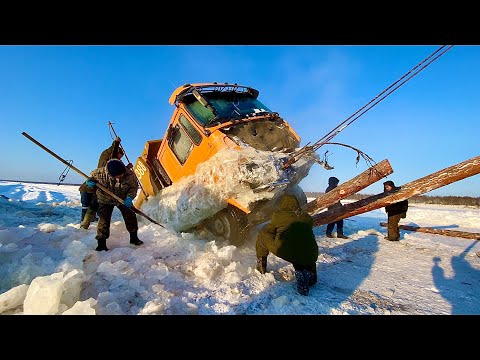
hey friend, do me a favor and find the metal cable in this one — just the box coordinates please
[312,45,454,152]
[287,45,454,166]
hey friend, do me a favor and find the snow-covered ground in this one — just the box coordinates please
[0,180,479,315]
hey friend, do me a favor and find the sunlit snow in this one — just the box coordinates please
[1,179,479,315]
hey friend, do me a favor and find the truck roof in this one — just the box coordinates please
[169,83,259,105]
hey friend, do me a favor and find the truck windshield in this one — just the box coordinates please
[185,92,272,126]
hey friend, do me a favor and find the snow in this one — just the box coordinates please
[0,180,479,315]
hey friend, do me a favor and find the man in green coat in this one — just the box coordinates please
[256,194,319,296]
[97,137,127,169]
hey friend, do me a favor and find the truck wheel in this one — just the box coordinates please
[207,206,248,246]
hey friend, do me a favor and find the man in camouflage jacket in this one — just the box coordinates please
[85,158,143,251]
[79,137,126,228]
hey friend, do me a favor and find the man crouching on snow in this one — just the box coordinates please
[255,194,319,296]
[85,158,143,251]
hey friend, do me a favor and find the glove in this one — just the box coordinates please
[124,196,134,208]
[85,179,97,188]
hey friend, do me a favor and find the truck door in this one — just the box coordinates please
[158,112,204,182]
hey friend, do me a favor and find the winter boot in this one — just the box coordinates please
[256,256,267,274]
[384,236,399,241]
[95,238,109,251]
[81,208,88,222]
[326,233,334,238]
[306,265,317,286]
[80,209,96,230]
[129,231,144,246]
[295,270,309,296]
[301,269,316,288]
[337,232,349,239]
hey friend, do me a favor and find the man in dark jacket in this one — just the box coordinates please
[255,194,319,296]
[325,177,349,239]
[383,180,408,241]
[85,158,143,251]
[80,137,129,229]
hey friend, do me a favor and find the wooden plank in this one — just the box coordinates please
[379,222,480,240]
[313,155,480,227]
[305,159,393,214]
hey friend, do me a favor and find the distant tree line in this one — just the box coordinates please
[1,179,81,186]
[305,192,480,207]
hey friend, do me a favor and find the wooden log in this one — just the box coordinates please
[379,222,480,240]
[313,155,480,227]
[305,159,393,214]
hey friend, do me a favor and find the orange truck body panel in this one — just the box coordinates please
[133,82,306,231]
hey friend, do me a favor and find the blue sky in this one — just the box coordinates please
[1,45,479,197]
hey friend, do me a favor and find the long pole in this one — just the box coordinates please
[305,159,393,214]
[107,121,149,199]
[312,155,480,227]
[379,223,480,240]
[22,132,164,228]
[285,45,455,169]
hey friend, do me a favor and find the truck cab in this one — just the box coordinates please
[134,82,311,245]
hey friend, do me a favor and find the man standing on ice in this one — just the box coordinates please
[383,180,408,241]
[85,158,143,251]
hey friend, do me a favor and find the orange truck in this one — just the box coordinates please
[133,82,314,245]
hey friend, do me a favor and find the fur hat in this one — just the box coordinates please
[106,159,126,177]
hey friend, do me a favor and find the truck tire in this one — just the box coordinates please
[207,206,249,246]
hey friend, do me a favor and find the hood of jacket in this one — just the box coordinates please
[328,177,339,186]
[278,194,301,211]
[383,180,401,192]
